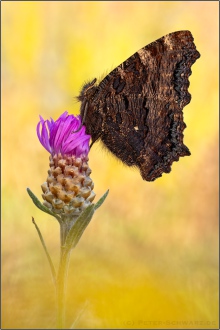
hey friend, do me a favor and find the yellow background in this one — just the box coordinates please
[2,1,218,329]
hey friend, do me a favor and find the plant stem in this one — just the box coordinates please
[56,221,71,329]
[32,217,57,286]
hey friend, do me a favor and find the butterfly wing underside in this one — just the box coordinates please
[81,30,200,181]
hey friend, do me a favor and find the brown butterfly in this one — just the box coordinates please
[77,30,200,181]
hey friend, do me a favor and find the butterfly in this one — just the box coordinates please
[77,30,200,181]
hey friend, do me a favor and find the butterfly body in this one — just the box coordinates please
[78,30,200,181]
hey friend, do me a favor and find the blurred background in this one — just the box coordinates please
[2,2,218,329]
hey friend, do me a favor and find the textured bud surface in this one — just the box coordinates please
[41,154,95,218]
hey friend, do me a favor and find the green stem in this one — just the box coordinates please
[32,217,56,286]
[56,221,71,329]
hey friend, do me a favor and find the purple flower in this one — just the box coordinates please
[37,112,91,157]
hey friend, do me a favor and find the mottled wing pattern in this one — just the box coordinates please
[80,31,200,181]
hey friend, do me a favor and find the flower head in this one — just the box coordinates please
[37,112,95,219]
[37,111,90,157]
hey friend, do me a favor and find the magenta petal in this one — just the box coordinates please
[37,118,51,153]
[36,112,91,157]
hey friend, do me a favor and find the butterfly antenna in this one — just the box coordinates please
[72,102,88,133]
[89,141,94,149]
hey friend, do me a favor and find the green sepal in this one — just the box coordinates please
[64,204,95,250]
[94,189,109,210]
[27,188,61,221]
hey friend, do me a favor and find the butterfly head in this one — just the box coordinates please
[77,78,97,102]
